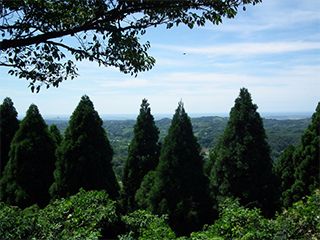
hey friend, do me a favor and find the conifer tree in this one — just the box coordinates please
[209,88,276,216]
[122,99,160,212]
[136,101,213,236]
[289,102,320,203]
[0,104,55,208]
[50,95,119,199]
[49,124,62,147]
[273,145,296,208]
[0,97,19,175]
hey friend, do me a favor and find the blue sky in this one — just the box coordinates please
[0,0,319,117]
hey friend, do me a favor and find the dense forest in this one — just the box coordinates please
[0,88,319,239]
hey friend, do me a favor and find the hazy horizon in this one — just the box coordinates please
[26,111,313,121]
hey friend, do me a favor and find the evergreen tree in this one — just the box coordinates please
[209,88,276,216]
[50,95,119,199]
[273,145,296,208]
[49,124,62,147]
[122,99,160,212]
[0,97,19,176]
[136,101,213,236]
[0,104,55,208]
[290,102,320,203]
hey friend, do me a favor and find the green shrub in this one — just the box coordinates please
[273,189,320,239]
[0,203,38,239]
[0,190,120,240]
[119,209,175,240]
[189,198,273,240]
[34,189,119,239]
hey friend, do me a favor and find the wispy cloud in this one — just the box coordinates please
[154,41,320,57]
[206,0,320,36]
[210,10,320,35]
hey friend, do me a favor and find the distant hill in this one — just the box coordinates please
[46,116,311,177]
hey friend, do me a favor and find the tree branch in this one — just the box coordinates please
[0,1,208,50]
[0,62,17,67]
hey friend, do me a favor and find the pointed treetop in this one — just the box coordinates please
[79,95,94,108]
[1,97,18,118]
[21,104,46,130]
[234,88,257,111]
[26,104,40,115]
[2,97,15,107]
[140,98,151,114]
[175,100,186,117]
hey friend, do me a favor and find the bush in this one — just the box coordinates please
[190,198,273,240]
[0,189,120,240]
[1,189,319,239]
[119,209,176,240]
[0,203,38,239]
[273,189,320,239]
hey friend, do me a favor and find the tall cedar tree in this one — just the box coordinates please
[0,97,19,175]
[50,95,119,199]
[289,102,320,204]
[122,99,160,212]
[273,145,296,208]
[136,102,213,236]
[49,124,63,147]
[209,88,276,216]
[0,104,55,208]
[274,103,320,209]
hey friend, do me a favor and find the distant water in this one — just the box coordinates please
[40,112,312,121]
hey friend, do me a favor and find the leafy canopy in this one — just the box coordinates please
[1,0,261,91]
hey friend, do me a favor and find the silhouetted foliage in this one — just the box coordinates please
[50,95,119,199]
[209,88,276,216]
[0,104,55,208]
[0,97,19,176]
[136,101,214,236]
[122,99,160,212]
[1,0,261,90]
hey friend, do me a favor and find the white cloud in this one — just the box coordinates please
[154,41,320,57]
[206,0,320,36]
